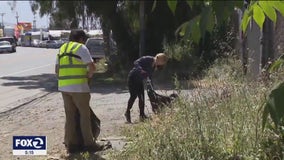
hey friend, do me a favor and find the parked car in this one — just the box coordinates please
[61,38,69,43]
[39,40,47,48]
[85,38,105,62]
[55,40,65,48]
[0,37,16,52]
[46,40,64,49]
[31,39,40,47]
[46,40,57,48]
[0,41,13,53]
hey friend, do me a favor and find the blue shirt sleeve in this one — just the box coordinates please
[134,56,155,78]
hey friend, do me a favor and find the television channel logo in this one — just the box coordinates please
[13,136,47,155]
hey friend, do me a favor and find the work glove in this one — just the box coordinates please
[146,77,151,82]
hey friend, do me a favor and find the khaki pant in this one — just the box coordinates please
[61,92,95,148]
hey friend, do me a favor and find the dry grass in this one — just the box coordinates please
[109,58,284,160]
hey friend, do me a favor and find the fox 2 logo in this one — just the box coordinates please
[13,136,46,150]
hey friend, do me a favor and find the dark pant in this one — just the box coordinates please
[126,70,145,116]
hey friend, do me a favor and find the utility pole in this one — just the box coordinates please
[0,13,5,36]
[15,12,19,25]
[0,13,5,27]
[33,14,37,31]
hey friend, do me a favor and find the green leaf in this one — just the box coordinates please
[241,10,252,32]
[176,21,190,37]
[258,1,277,23]
[271,1,284,17]
[186,0,194,9]
[151,0,157,12]
[264,82,284,128]
[200,6,215,37]
[184,20,192,39]
[268,59,284,73]
[252,3,265,29]
[191,16,201,44]
[179,16,201,43]
[167,0,177,15]
[206,9,215,33]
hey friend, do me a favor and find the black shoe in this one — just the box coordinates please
[84,141,112,152]
[83,143,104,152]
[124,111,131,123]
[139,114,149,122]
[65,144,84,154]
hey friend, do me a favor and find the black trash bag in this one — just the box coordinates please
[146,78,178,114]
[90,107,101,140]
[75,107,101,141]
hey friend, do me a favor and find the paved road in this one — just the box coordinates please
[0,47,150,159]
[0,47,187,159]
[0,47,57,113]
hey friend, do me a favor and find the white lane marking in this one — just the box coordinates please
[0,64,53,78]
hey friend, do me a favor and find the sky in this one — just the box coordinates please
[0,1,49,28]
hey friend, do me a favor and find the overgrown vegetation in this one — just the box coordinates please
[31,1,284,73]
[91,58,127,86]
[156,20,236,83]
[110,57,284,160]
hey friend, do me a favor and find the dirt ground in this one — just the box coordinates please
[0,83,159,160]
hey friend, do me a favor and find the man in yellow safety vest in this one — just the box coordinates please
[55,29,104,153]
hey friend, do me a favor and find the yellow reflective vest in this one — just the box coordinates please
[57,42,88,87]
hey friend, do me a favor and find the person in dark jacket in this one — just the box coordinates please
[125,53,168,123]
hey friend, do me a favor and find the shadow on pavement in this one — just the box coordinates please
[0,73,128,94]
[1,72,175,94]
[1,73,58,92]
